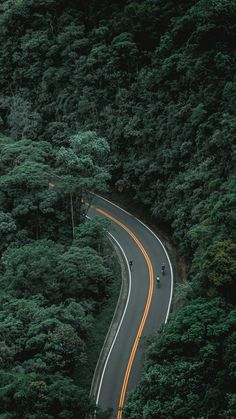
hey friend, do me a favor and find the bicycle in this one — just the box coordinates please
[161,263,165,275]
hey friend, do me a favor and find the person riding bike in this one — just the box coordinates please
[129,260,133,269]
[156,275,160,288]
[161,263,165,275]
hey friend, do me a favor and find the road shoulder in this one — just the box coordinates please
[90,236,129,402]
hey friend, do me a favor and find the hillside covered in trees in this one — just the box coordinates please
[0,0,236,418]
[0,132,117,417]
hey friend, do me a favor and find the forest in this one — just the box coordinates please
[0,0,236,418]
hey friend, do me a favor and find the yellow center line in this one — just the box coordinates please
[95,207,154,419]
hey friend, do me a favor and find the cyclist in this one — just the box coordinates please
[129,260,133,269]
[161,263,165,275]
[156,275,160,288]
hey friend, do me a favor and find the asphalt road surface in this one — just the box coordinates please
[88,195,173,419]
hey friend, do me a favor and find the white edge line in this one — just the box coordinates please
[95,232,132,406]
[134,217,173,324]
[96,195,133,217]
[95,194,174,324]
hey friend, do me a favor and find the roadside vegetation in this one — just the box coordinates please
[0,0,235,417]
[0,134,113,418]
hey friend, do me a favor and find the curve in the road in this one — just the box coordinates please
[133,216,173,324]
[99,195,174,324]
[90,196,174,418]
[95,232,132,406]
[95,207,154,418]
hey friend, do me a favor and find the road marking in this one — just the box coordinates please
[95,207,154,419]
[97,195,133,217]
[95,194,173,323]
[95,233,132,406]
[134,218,173,324]
[86,215,133,407]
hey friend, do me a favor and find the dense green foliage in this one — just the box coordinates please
[0,134,112,417]
[0,0,236,417]
[124,298,236,418]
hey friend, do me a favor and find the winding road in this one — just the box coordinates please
[88,195,173,418]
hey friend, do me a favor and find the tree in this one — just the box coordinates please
[0,211,16,252]
[0,137,58,240]
[1,238,112,306]
[124,298,236,419]
[1,240,61,300]
[56,131,110,232]
[75,217,110,254]
[0,370,95,418]
[6,95,42,140]
[0,295,93,372]
[0,0,236,416]
[57,245,112,304]
[203,240,236,299]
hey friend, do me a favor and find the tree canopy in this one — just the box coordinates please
[0,0,235,416]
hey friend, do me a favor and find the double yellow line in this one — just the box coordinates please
[95,207,154,419]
